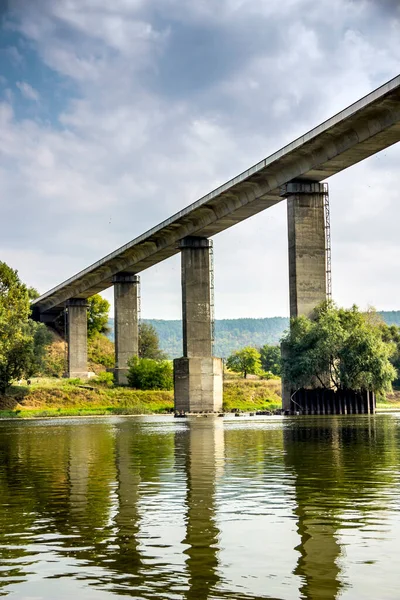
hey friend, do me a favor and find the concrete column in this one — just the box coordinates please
[174,237,223,413]
[181,236,213,357]
[113,273,139,385]
[282,181,328,319]
[67,298,88,378]
[281,181,328,411]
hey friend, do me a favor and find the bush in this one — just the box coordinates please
[95,371,114,387]
[127,357,173,391]
[259,370,279,380]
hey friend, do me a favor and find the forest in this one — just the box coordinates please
[108,312,400,358]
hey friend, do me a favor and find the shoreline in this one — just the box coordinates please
[1,377,398,420]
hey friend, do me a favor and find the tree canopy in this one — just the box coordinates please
[226,347,261,379]
[87,295,110,338]
[259,344,281,376]
[127,356,173,390]
[0,263,52,392]
[139,322,166,360]
[281,302,396,394]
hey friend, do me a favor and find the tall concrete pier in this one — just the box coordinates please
[280,182,328,410]
[282,181,328,319]
[113,273,140,385]
[174,237,223,413]
[67,298,88,378]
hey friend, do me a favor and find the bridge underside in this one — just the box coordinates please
[32,76,400,316]
[30,76,400,411]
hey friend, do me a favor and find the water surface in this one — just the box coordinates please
[0,414,399,599]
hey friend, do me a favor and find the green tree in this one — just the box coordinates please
[127,357,173,390]
[377,322,400,389]
[139,322,167,360]
[27,287,40,301]
[226,347,261,379]
[259,344,281,376]
[0,262,32,393]
[281,302,396,394]
[24,320,53,378]
[88,333,115,370]
[87,295,110,339]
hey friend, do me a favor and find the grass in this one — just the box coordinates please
[223,378,282,412]
[3,377,400,418]
[0,377,174,418]
[0,376,282,418]
[376,390,400,411]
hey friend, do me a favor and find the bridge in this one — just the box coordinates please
[32,75,400,412]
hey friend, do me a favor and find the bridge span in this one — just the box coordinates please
[32,75,400,411]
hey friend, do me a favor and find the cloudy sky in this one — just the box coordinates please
[0,0,399,319]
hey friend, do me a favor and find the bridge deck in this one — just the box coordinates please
[33,75,400,313]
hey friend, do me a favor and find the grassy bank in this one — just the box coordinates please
[0,378,174,418]
[376,391,400,411]
[223,379,281,412]
[2,378,400,418]
[0,377,281,418]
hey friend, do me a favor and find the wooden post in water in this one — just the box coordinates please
[364,391,370,414]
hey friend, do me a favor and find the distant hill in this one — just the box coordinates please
[108,311,400,359]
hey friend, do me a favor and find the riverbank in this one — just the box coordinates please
[0,377,282,418]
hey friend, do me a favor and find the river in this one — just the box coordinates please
[0,414,399,599]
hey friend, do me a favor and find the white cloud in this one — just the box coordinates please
[1,0,400,319]
[16,81,40,101]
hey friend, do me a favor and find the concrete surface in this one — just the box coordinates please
[113,273,140,385]
[67,298,88,378]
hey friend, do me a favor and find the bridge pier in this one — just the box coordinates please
[283,181,328,318]
[174,237,223,413]
[113,273,140,385]
[67,298,88,378]
[281,181,328,410]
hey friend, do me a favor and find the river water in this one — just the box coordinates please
[0,414,399,599]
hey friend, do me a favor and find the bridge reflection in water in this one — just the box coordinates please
[0,416,398,599]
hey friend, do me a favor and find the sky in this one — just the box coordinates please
[0,0,400,319]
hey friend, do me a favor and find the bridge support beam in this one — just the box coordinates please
[113,273,140,385]
[281,181,328,410]
[174,237,223,413]
[67,298,88,378]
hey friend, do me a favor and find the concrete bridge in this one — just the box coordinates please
[32,75,400,412]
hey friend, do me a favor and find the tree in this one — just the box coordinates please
[281,301,396,395]
[0,262,32,393]
[88,333,114,370]
[127,356,173,390]
[139,322,167,360]
[226,347,261,379]
[260,344,281,376]
[377,322,400,389]
[24,320,53,378]
[27,287,40,301]
[87,295,110,338]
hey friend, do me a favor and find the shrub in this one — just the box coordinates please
[259,370,278,380]
[127,357,173,391]
[95,371,114,387]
